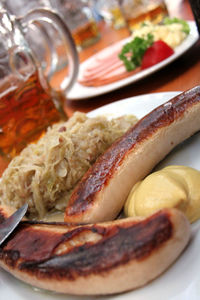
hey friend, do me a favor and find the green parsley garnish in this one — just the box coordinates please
[163,17,190,34]
[118,33,154,71]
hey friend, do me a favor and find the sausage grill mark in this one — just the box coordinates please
[0,211,172,280]
[66,87,200,218]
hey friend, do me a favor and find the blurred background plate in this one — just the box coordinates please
[67,21,198,100]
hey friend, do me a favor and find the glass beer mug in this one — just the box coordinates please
[0,8,79,161]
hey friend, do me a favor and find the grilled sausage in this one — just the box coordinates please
[0,206,190,295]
[65,86,200,223]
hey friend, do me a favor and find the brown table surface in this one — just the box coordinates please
[64,0,200,117]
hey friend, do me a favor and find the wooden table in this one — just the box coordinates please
[64,0,200,117]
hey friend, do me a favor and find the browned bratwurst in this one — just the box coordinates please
[65,86,200,224]
[0,206,190,295]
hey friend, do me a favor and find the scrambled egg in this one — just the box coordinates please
[132,22,187,48]
[124,165,200,223]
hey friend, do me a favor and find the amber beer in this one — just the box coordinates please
[0,8,78,167]
[72,20,100,49]
[0,71,67,159]
[125,2,168,31]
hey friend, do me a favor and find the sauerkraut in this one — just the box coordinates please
[0,112,137,219]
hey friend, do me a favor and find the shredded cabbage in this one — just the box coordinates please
[0,112,137,220]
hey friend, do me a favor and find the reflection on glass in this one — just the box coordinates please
[2,0,100,50]
[97,0,126,29]
[98,0,168,32]
[121,0,169,32]
[52,0,100,50]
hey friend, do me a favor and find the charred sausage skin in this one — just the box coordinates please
[0,206,190,295]
[65,86,200,223]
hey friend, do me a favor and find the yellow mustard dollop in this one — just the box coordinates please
[124,165,200,223]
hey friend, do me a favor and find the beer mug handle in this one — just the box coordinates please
[19,8,79,94]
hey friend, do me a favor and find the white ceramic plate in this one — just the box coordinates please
[67,21,199,100]
[1,91,200,300]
